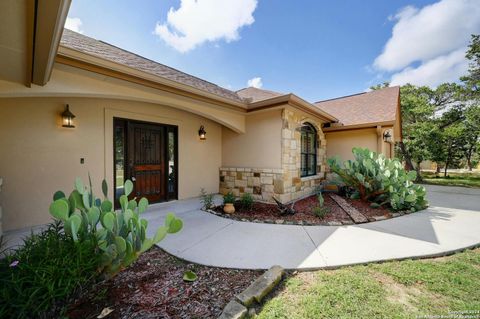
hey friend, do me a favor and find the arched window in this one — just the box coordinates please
[300,123,317,177]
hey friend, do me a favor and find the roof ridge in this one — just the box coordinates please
[314,86,399,104]
[236,87,284,95]
[314,91,367,104]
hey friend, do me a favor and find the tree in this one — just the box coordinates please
[460,35,480,170]
[395,84,437,180]
[462,105,480,170]
[461,34,480,99]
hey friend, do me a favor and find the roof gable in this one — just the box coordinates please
[314,86,400,126]
[236,87,284,103]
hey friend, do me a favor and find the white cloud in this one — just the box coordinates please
[154,0,257,53]
[374,0,480,71]
[247,77,262,88]
[64,17,84,34]
[372,0,480,87]
[390,48,468,87]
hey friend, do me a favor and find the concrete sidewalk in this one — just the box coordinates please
[148,185,480,269]
[4,185,479,269]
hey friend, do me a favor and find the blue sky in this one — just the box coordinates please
[66,0,480,101]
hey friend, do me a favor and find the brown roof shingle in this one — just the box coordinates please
[314,86,400,126]
[60,29,244,103]
[236,87,284,103]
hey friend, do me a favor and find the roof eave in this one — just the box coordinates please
[247,93,338,122]
[323,120,396,132]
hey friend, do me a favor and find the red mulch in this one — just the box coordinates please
[214,193,393,225]
[348,199,392,218]
[67,246,261,319]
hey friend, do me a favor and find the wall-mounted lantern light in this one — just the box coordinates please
[61,104,76,128]
[383,130,393,143]
[198,125,206,140]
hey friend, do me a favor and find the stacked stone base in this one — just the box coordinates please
[219,167,324,204]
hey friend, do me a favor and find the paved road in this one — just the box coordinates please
[147,185,480,269]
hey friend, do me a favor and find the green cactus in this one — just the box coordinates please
[47,177,183,277]
[327,148,428,212]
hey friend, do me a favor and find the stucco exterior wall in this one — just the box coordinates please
[222,109,282,169]
[0,97,222,231]
[325,126,396,161]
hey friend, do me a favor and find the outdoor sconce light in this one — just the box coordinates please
[383,130,393,143]
[198,125,206,140]
[61,104,76,128]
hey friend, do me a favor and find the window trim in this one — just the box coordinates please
[300,123,317,177]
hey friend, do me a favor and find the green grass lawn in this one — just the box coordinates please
[255,249,480,319]
[420,171,480,188]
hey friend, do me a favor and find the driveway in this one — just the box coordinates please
[147,185,480,269]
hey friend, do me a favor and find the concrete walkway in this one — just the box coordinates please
[147,185,480,269]
[4,185,479,269]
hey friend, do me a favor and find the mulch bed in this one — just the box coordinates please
[212,193,395,225]
[348,199,392,219]
[67,246,261,319]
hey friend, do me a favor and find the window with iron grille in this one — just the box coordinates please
[300,123,317,177]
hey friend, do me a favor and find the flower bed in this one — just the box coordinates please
[67,246,261,318]
[211,193,399,226]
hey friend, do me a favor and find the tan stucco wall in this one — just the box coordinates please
[325,125,397,162]
[222,109,282,169]
[0,97,221,231]
[325,128,379,161]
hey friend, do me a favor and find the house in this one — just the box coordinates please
[0,2,401,233]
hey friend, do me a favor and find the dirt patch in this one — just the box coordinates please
[371,271,421,312]
[67,246,261,319]
[213,193,393,225]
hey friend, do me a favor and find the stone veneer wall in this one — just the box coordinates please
[219,109,328,203]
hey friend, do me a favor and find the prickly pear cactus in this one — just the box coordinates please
[48,176,183,276]
[327,148,428,212]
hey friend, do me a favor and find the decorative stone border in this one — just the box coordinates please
[219,265,285,319]
[205,206,413,226]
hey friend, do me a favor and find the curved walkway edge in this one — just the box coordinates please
[148,185,480,270]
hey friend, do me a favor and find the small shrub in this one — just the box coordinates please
[313,206,329,219]
[48,176,183,276]
[318,193,324,207]
[240,193,254,210]
[200,188,214,210]
[0,221,100,318]
[223,192,236,205]
[313,193,329,218]
[327,148,428,212]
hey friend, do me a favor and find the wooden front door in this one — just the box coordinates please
[127,122,166,202]
[114,118,178,206]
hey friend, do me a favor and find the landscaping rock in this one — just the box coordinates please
[372,215,388,221]
[275,219,284,224]
[341,220,354,225]
[329,194,368,223]
[327,221,342,226]
[236,265,284,307]
[219,300,247,319]
[391,213,400,218]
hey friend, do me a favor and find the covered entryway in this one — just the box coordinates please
[114,118,178,206]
